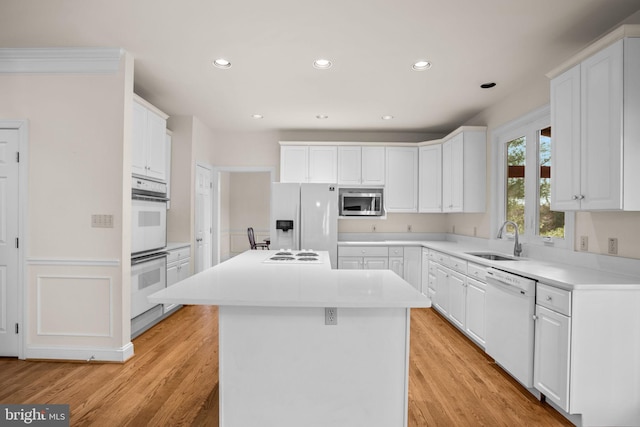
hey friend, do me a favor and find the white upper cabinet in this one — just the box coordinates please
[550,34,640,211]
[385,146,418,212]
[441,128,486,213]
[280,146,308,182]
[418,144,442,212]
[338,146,385,186]
[280,145,337,183]
[132,95,168,182]
[337,146,361,185]
[361,146,386,185]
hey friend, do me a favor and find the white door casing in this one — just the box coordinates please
[0,128,20,357]
[195,164,212,273]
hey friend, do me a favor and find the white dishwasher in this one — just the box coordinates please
[485,267,536,388]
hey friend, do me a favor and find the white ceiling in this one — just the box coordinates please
[2,0,640,134]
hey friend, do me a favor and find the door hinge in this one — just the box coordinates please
[15,323,19,334]
[15,238,19,249]
[16,152,20,163]
[210,181,213,189]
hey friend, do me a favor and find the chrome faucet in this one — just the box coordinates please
[497,221,522,257]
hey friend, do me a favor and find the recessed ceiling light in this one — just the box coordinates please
[251,114,263,119]
[412,60,432,71]
[480,82,497,89]
[382,115,394,120]
[313,59,332,69]
[316,114,329,119]
[213,58,231,69]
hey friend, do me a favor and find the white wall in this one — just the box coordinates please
[0,52,135,360]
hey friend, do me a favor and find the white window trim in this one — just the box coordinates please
[491,104,574,250]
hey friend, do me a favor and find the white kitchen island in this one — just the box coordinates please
[149,250,430,427]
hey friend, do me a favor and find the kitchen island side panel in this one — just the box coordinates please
[219,306,411,427]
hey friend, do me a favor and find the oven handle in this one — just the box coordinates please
[132,252,168,265]
[132,194,169,202]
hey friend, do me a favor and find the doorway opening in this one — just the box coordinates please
[211,167,275,265]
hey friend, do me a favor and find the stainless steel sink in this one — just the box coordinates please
[465,252,520,261]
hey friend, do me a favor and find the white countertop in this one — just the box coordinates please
[149,250,431,308]
[339,240,640,290]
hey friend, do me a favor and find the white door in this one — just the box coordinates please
[0,128,20,356]
[195,165,212,273]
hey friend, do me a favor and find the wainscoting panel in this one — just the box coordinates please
[37,275,112,337]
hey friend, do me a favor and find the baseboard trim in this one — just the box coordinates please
[24,342,134,363]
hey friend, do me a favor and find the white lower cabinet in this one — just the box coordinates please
[434,264,450,314]
[534,304,570,411]
[338,246,389,270]
[338,246,422,293]
[402,246,422,292]
[447,270,466,329]
[430,250,487,348]
[534,283,571,412]
[166,246,191,313]
[464,269,486,347]
[389,246,404,279]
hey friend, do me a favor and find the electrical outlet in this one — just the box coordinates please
[473,226,477,237]
[608,237,618,255]
[580,236,588,251]
[371,224,376,232]
[325,307,337,325]
[407,224,412,232]
[452,225,456,234]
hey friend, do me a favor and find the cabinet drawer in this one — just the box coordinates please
[429,251,449,265]
[467,262,486,282]
[389,247,404,257]
[167,247,191,264]
[339,246,389,257]
[536,283,571,316]
[428,263,437,276]
[448,256,467,274]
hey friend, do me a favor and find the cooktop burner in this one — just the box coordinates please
[270,256,295,261]
[296,257,318,262]
[275,251,293,256]
[296,252,319,257]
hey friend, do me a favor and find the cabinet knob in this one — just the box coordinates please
[546,295,553,301]
[579,195,585,200]
[533,314,538,321]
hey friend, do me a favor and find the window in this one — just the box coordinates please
[494,105,573,249]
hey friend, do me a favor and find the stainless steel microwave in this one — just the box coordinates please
[339,189,384,216]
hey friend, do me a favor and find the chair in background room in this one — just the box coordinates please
[247,227,270,250]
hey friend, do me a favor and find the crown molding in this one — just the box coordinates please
[547,24,640,79]
[0,47,123,74]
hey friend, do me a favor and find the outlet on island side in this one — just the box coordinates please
[608,237,618,255]
[325,307,337,326]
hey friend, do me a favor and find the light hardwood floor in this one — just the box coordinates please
[0,305,572,426]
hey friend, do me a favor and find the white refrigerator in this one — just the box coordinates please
[270,183,338,268]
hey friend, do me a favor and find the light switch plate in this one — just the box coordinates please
[92,214,114,228]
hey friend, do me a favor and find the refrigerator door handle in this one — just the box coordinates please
[296,201,301,250]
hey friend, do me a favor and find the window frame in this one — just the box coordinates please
[491,104,574,250]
